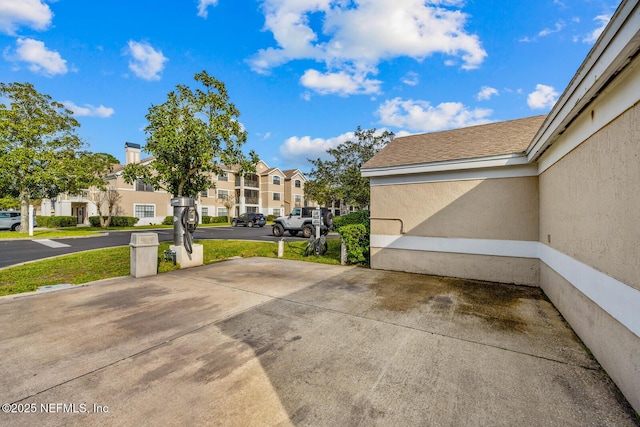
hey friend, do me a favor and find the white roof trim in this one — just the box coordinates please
[527,0,640,161]
[361,153,529,178]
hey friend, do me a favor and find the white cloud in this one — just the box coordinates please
[376,97,492,132]
[0,0,52,35]
[300,68,381,96]
[401,72,419,86]
[250,0,486,95]
[527,84,558,109]
[197,0,219,18]
[476,86,498,101]
[62,101,115,118]
[538,21,565,37]
[280,131,353,164]
[126,40,168,81]
[6,38,67,76]
[582,14,611,44]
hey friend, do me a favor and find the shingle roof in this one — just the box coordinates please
[362,115,547,170]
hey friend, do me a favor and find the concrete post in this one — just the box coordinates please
[278,239,284,258]
[28,204,34,236]
[129,233,159,278]
[341,239,347,265]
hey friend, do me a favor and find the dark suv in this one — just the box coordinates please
[231,213,266,228]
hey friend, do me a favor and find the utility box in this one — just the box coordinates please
[129,233,159,278]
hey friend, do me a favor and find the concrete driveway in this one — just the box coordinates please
[0,258,637,426]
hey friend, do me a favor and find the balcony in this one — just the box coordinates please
[245,197,259,204]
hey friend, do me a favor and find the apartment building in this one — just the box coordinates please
[53,142,310,225]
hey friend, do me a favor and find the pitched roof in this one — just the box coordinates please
[362,115,547,170]
[282,169,304,179]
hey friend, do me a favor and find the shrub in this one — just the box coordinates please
[201,215,211,224]
[333,210,370,233]
[338,223,369,265]
[266,214,277,221]
[211,215,228,224]
[37,216,76,228]
[88,216,139,227]
[162,216,173,225]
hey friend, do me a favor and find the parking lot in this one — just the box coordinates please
[0,257,637,426]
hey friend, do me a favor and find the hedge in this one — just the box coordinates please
[338,223,369,265]
[88,216,139,227]
[36,216,76,228]
[333,210,370,233]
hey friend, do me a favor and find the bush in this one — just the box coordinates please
[37,216,76,228]
[88,216,139,227]
[338,223,369,265]
[210,215,228,224]
[333,210,370,233]
[266,214,277,221]
[162,216,173,225]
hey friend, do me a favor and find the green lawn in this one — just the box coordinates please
[0,223,233,239]
[0,238,343,296]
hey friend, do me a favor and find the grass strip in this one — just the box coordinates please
[0,238,343,296]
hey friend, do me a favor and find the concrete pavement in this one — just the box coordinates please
[0,257,637,426]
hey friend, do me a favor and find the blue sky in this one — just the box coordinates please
[0,0,620,173]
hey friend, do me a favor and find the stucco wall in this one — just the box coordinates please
[539,263,640,412]
[539,105,640,291]
[371,248,539,286]
[370,176,539,240]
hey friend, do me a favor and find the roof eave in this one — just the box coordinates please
[361,153,529,177]
[527,0,640,162]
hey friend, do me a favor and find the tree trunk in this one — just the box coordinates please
[19,193,29,233]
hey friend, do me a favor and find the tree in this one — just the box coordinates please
[220,193,236,223]
[306,127,394,209]
[89,187,122,228]
[0,82,109,232]
[122,71,259,197]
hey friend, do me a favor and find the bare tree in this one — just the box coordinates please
[90,187,122,228]
[220,194,236,223]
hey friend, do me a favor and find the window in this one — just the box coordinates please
[294,195,301,207]
[218,173,228,181]
[217,190,229,200]
[273,176,281,185]
[217,207,228,217]
[294,180,301,188]
[273,209,281,216]
[273,193,280,201]
[200,189,208,198]
[202,207,209,216]
[135,178,153,192]
[134,204,155,218]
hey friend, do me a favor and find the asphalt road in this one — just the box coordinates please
[0,225,307,269]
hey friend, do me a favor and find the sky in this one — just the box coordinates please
[0,0,621,173]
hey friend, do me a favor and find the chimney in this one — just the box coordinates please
[125,142,141,165]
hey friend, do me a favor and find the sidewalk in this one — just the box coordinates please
[0,257,637,426]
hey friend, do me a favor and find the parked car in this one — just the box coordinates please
[0,210,35,231]
[231,213,266,228]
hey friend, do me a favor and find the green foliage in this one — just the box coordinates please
[0,196,19,210]
[37,216,77,228]
[338,223,370,265]
[306,127,394,208]
[266,214,277,221]
[162,216,173,225]
[0,82,116,232]
[122,71,259,197]
[211,215,228,223]
[88,216,139,227]
[333,210,370,233]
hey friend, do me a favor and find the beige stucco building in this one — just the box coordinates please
[362,0,640,413]
[54,143,308,225]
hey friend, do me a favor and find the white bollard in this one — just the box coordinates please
[278,239,284,258]
[28,204,34,236]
